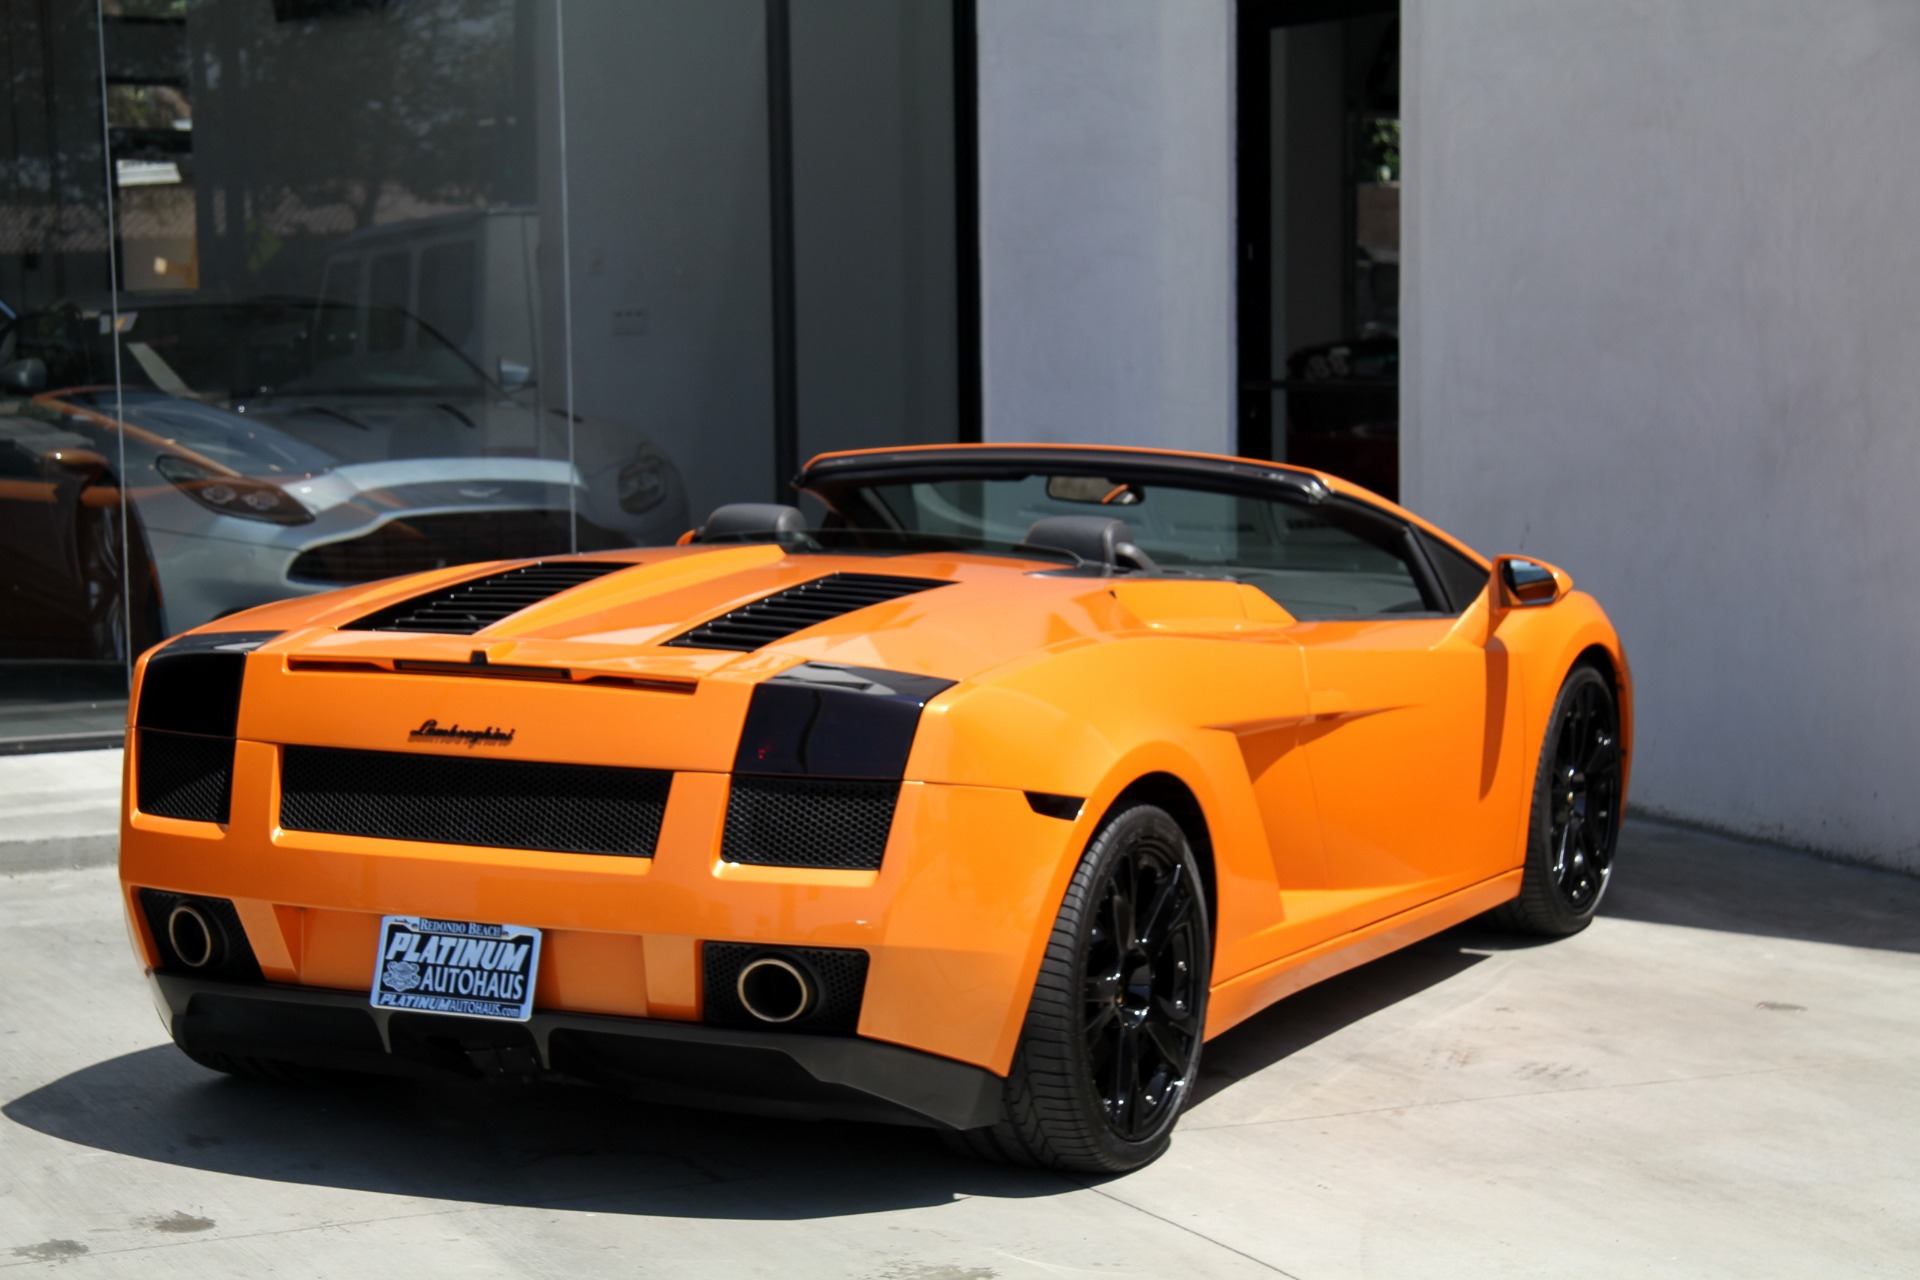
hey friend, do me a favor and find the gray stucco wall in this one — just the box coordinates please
[1404,1,1920,871]
[976,0,1235,451]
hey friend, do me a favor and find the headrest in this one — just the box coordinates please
[696,503,807,543]
[1020,515,1158,573]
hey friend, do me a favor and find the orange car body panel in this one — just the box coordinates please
[119,445,1631,1080]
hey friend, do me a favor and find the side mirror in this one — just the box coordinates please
[495,357,532,393]
[1491,554,1571,613]
[43,447,109,480]
[1,357,47,394]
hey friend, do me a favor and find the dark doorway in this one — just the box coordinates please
[1237,0,1400,499]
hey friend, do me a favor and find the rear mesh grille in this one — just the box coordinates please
[703,943,870,1036]
[666,573,949,652]
[137,729,234,824]
[346,561,626,634]
[720,776,898,870]
[280,746,669,857]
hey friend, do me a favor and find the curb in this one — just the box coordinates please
[1,834,119,876]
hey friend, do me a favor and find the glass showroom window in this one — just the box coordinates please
[0,0,963,750]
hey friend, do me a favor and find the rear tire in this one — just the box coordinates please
[944,803,1210,1174]
[1491,663,1623,936]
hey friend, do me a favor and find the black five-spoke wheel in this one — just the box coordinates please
[945,803,1211,1173]
[1495,662,1624,935]
[1548,676,1622,911]
[1082,835,1203,1143]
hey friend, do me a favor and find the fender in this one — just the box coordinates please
[1487,590,1635,849]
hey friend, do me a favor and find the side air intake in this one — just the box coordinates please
[346,561,624,635]
[666,573,950,652]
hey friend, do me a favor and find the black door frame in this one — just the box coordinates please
[1234,0,1398,463]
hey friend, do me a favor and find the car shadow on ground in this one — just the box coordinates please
[1604,818,1920,954]
[3,932,1504,1216]
[13,819,1910,1217]
[6,1042,1064,1217]
[1193,926,1494,1108]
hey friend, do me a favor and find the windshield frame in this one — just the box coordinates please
[798,448,1479,616]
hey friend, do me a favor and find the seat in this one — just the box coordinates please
[694,503,807,543]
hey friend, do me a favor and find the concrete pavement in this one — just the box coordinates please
[0,749,121,874]
[1,820,1916,1277]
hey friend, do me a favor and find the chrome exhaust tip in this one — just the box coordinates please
[735,956,814,1024]
[165,902,220,969]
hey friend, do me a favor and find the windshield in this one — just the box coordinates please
[818,473,1442,618]
[72,300,496,401]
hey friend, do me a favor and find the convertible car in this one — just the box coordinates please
[118,443,1630,1173]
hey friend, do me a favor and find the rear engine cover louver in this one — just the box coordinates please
[346,561,624,634]
[666,573,951,652]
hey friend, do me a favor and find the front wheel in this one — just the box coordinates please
[946,804,1211,1174]
[1491,663,1624,936]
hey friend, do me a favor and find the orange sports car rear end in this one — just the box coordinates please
[119,443,1630,1171]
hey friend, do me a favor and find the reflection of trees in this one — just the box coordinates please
[6,0,534,297]
[192,0,531,288]
[1,2,111,270]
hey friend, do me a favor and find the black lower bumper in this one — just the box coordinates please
[149,972,1005,1131]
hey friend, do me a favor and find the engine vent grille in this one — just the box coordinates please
[280,745,669,857]
[667,573,949,652]
[720,775,898,870]
[346,561,625,635]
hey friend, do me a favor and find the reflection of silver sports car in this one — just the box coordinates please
[2,296,689,635]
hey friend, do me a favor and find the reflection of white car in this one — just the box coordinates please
[33,388,619,635]
[5,296,689,634]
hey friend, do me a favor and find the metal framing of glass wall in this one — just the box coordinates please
[0,0,975,752]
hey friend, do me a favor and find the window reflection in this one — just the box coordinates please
[2,0,960,747]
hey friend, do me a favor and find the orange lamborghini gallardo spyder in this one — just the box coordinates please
[119,444,1630,1173]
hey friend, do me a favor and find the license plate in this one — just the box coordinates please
[371,916,541,1022]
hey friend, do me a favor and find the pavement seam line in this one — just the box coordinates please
[1073,1178,1304,1278]
[1181,1061,1812,1132]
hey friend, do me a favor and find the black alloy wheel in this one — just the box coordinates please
[944,803,1211,1173]
[1493,663,1624,935]
[1082,827,1205,1141]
